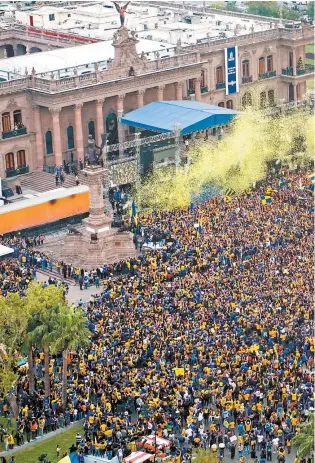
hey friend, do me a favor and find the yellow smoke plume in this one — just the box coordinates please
[136,108,314,211]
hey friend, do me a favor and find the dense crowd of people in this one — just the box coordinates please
[0,169,313,463]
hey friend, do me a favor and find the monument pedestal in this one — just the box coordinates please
[43,165,137,269]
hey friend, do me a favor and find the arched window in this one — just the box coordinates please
[2,112,11,133]
[260,91,267,108]
[216,66,224,84]
[268,90,275,106]
[267,55,273,72]
[218,102,225,108]
[258,57,265,75]
[17,150,26,168]
[226,100,233,109]
[5,152,15,170]
[45,130,53,155]
[67,125,74,150]
[13,109,22,127]
[242,60,250,77]
[88,120,95,140]
[242,92,252,108]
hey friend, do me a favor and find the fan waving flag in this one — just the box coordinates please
[224,187,235,203]
[261,195,272,204]
[58,452,79,463]
[278,177,285,188]
[131,200,138,225]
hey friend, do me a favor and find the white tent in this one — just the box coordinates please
[0,244,14,257]
[125,452,153,463]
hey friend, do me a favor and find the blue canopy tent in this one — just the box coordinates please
[121,100,239,135]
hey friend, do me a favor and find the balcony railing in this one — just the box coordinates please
[216,82,226,90]
[242,76,252,84]
[6,165,29,178]
[2,127,27,139]
[188,88,195,95]
[282,64,315,76]
[282,67,293,76]
[201,85,208,93]
[258,70,277,80]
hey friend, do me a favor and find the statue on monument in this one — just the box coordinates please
[113,1,130,28]
[86,134,102,165]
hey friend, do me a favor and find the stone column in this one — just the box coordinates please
[83,166,107,230]
[26,45,30,54]
[50,108,62,167]
[3,46,7,59]
[293,83,297,106]
[157,85,165,101]
[95,99,104,146]
[33,105,44,169]
[137,89,145,108]
[251,50,258,81]
[74,103,84,161]
[117,94,125,156]
[175,82,183,100]
[292,48,297,76]
[195,77,202,102]
[182,81,188,98]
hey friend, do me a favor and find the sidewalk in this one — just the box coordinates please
[0,419,83,458]
[36,271,104,305]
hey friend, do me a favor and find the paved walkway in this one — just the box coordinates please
[0,419,83,458]
[36,271,104,305]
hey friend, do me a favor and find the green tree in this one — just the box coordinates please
[307,2,314,20]
[281,6,300,20]
[25,282,65,398]
[225,1,240,12]
[193,448,218,463]
[246,1,279,17]
[297,56,304,70]
[0,294,28,417]
[209,2,225,9]
[49,305,91,409]
[292,413,315,458]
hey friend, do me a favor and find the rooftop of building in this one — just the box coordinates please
[0,36,175,80]
[11,0,277,45]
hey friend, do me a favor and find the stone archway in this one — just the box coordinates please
[16,44,27,56]
[5,44,14,57]
[30,47,42,54]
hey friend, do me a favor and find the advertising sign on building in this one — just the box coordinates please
[224,46,239,95]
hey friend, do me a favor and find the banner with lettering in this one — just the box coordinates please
[224,46,239,95]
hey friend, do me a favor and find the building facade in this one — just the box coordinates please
[0,23,313,180]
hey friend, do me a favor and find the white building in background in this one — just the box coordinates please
[0,1,313,181]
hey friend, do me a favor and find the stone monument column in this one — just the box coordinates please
[82,165,111,235]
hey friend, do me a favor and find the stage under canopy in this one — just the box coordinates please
[121,100,239,135]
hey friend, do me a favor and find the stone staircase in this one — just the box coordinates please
[11,170,87,194]
[38,267,76,286]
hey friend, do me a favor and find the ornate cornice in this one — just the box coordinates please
[30,64,204,108]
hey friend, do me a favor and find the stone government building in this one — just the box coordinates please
[0,12,313,180]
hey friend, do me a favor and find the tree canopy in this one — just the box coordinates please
[292,413,315,458]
